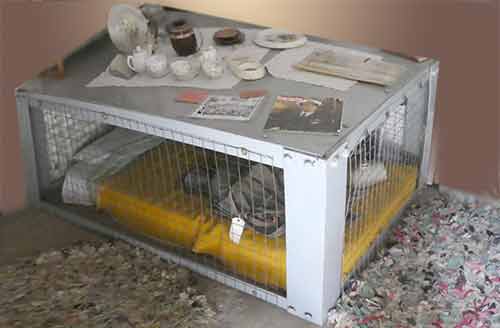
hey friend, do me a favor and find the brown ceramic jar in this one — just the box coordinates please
[168,19,197,57]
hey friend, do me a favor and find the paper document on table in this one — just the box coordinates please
[265,41,384,91]
[295,49,405,86]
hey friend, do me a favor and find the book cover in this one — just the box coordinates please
[264,96,343,134]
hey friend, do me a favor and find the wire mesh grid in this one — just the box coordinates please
[40,106,111,180]
[34,104,286,295]
[342,101,426,279]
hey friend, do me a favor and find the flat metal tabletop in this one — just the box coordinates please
[18,9,432,158]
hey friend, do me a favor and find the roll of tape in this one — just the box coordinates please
[228,59,266,81]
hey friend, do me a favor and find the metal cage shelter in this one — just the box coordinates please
[15,17,439,327]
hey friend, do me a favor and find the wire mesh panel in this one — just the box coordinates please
[40,104,111,181]
[33,104,286,295]
[342,98,427,279]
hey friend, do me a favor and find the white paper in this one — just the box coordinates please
[87,28,269,90]
[191,95,264,121]
[265,41,383,92]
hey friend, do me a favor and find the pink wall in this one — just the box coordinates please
[0,1,499,213]
[0,0,138,214]
[0,4,5,212]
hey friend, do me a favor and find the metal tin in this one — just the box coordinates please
[168,19,197,56]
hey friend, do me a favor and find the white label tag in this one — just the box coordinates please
[229,217,246,245]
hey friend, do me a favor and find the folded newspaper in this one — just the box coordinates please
[62,128,163,206]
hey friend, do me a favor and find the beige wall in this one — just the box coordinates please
[0,0,499,213]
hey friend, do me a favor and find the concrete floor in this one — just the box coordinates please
[0,208,315,328]
[0,208,103,266]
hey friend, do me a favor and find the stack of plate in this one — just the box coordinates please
[253,29,307,49]
[213,28,245,46]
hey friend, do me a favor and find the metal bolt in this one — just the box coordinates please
[330,156,339,168]
[342,146,350,158]
[304,159,315,166]
[284,153,293,160]
[240,148,248,156]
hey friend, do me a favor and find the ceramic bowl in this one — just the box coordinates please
[146,54,169,78]
[170,59,200,81]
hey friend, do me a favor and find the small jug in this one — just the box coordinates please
[127,46,150,73]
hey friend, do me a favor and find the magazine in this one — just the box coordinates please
[264,96,344,134]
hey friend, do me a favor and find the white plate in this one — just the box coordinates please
[254,29,307,49]
[107,4,149,54]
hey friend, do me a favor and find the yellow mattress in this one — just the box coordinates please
[98,187,202,249]
[97,143,205,248]
[342,165,418,278]
[96,145,417,290]
[96,144,287,289]
[192,216,286,289]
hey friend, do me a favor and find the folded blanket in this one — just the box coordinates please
[182,161,285,238]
